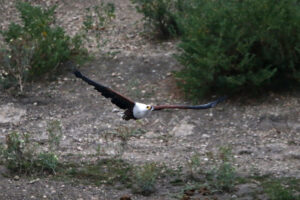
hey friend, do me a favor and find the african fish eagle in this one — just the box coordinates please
[74,70,226,120]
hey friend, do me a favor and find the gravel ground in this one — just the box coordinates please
[0,0,299,199]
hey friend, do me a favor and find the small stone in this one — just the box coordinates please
[29,178,40,184]
[14,175,20,181]
[238,149,253,155]
[77,146,83,151]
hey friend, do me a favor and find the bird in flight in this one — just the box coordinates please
[74,70,226,120]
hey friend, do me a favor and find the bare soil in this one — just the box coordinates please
[0,0,300,199]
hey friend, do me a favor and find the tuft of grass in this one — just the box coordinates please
[65,158,133,186]
[256,177,300,200]
[82,2,115,50]
[132,163,160,196]
[186,154,202,181]
[104,126,146,153]
[36,152,59,174]
[206,147,237,193]
[83,2,115,32]
[47,120,63,151]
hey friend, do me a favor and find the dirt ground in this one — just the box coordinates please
[0,0,300,199]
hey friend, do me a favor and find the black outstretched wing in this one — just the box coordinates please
[74,70,135,110]
[153,96,227,110]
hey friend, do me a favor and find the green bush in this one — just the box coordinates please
[131,0,184,39]
[176,0,300,98]
[0,2,88,91]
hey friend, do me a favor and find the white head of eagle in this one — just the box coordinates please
[133,102,154,119]
[74,70,226,120]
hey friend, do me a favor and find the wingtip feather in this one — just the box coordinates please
[212,96,228,107]
[74,70,83,78]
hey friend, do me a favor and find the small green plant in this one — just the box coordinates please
[176,0,300,98]
[82,2,115,49]
[47,120,63,151]
[0,131,60,175]
[83,3,115,31]
[261,178,300,200]
[36,152,59,174]
[186,154,202,180]
[132,163,160,195]
[131,0,184,39]
[0,1,88,91]
[66,158,133,185]
[106,126,146,145]
[207,147,237,192]
[1,132,35,174]
[0,39,33,92]
[103,126,146,157]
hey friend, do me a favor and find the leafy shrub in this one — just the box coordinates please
[176,0,300,98]
[131,0,184,39]
[0,2,88,91]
